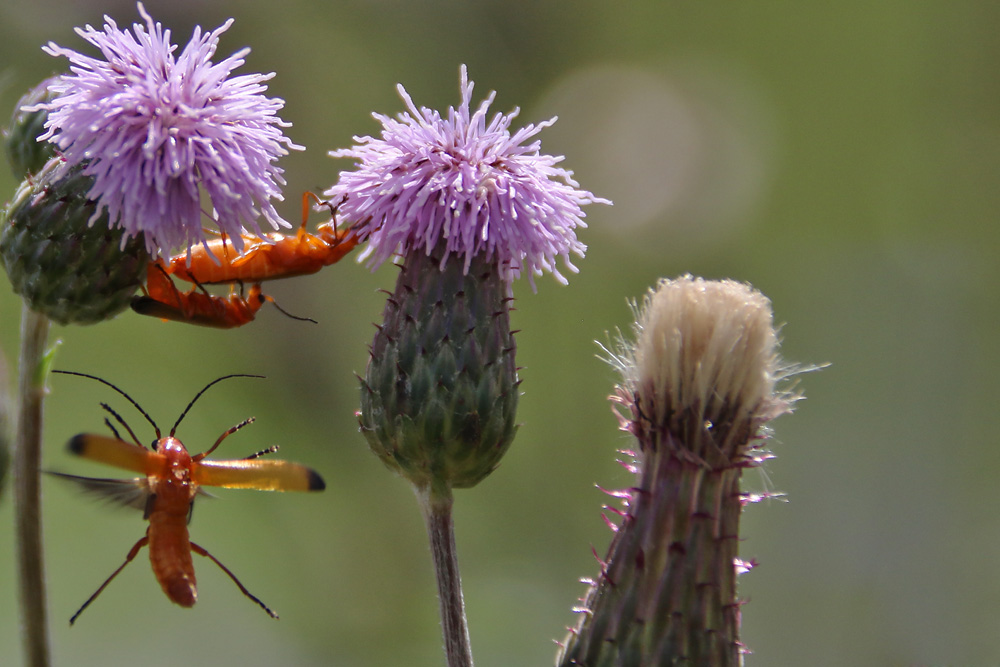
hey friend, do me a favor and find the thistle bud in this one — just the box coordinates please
[0,159,149,324]
[557,275,799,667]
[3,78,59,178]
[360,246,518,491]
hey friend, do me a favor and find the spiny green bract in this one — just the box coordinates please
[1,159,149,325]
[360,247,519,491]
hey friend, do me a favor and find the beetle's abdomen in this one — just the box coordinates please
[147,515,197,607]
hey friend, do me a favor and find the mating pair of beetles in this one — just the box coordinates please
[131,191,361,328]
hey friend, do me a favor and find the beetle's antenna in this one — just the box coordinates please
[55,370,161,440]
[170,374,265,436]
[264,295,318,324]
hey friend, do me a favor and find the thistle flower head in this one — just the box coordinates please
[30,2,301,256]
[354,68,608,495]
[619,275,793,447]
[326,65,609,286]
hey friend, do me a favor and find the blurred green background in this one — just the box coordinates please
[2,1,998,665]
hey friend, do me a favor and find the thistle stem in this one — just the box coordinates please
[416,484,474,667]
[1,339,11,501]
[13,303,51,667]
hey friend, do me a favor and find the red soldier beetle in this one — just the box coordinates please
[130,264,315,328]
[49,370,325,624]
[160,191,360,285]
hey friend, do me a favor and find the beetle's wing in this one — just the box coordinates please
[46,471,152,512]
[194,459,325,492]
[67,434,159,474]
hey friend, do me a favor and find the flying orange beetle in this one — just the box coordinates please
[130,192,361,328]
[50,370,325,624]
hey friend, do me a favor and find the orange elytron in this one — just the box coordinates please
[51,370,325,624]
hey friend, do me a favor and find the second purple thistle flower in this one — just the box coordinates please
[326,65,611,287]
[31,2,301,257]
[347,66,609,492]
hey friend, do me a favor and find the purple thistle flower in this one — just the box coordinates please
[348,67,611,663]
[326,65,610,285]
[31,2,301,256]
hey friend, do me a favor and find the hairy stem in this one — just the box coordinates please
[417,484,474,667]
[14,303,51,667]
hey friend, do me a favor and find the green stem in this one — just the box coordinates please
[1,336,11,501]
[13,303,51,667]
[416,483,474,667]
